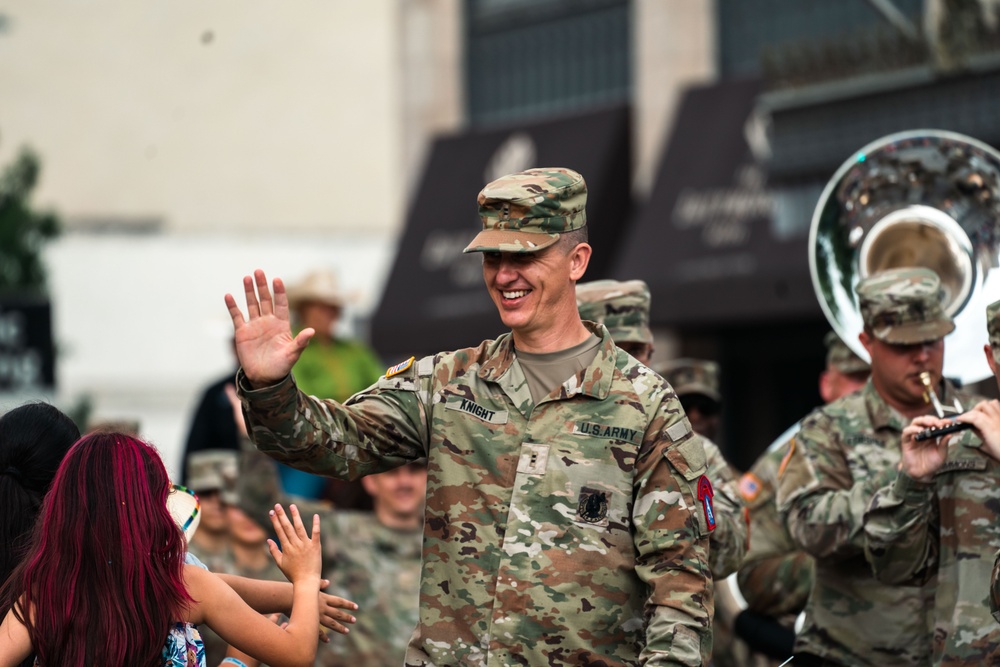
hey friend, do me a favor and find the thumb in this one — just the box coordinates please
[293,328,315,352]
[267,539,282,564]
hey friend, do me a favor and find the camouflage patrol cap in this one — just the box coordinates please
[987,299,1000,364]
[824,331,870,374]
[576,279,653,346]
[855,267,955,344]
[658,358,721,402]
[186,450,239,505]
[463,167,587,254]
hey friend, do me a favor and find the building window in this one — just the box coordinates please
[717,0,923,78]
[465,0,631,126]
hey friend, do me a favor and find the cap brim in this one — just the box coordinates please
[674,383,721,402]
[873,319,956,345]
[463,229,560,254]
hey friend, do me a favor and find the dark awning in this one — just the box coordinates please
[612,79,822,326]
[371,105,631,361]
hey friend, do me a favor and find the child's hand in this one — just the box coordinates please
[267,504,322,584]
[319,589,358,636]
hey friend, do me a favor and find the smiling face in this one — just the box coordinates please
[481,238,592,350]
[860,330,945,413]
[362,462,428,529]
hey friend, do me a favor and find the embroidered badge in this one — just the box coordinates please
[739,472,762,502]
[697,475,716,532]
[576,486,609,524]
[385,356,415,379]
[573,421,641,444]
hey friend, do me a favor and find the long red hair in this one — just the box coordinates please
[6,432,193,666]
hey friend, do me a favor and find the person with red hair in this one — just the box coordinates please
[0,432,324,667]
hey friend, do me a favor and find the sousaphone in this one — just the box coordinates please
[810,129,1000,385]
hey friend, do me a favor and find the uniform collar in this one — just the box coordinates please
[863,376,966,432]
[477,321,617,401]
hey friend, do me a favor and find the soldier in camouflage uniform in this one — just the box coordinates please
[577,280,747,579]
[236,435,423,667]
[865,298,1000,665]
[736,334,869,648]
[226,168,713,666]
[776,267,981,667]
[653,356,748,667]
[660,360,722,442]
[577,283,745,667]
[185,450,237,575]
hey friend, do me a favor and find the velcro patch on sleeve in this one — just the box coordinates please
[385,356,415,379]
[665,418,693,443]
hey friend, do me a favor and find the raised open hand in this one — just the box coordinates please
[900,415,952,482]
[225,269,314,388]
[267,504,322,585]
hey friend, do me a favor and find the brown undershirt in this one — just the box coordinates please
[515,334,601,405]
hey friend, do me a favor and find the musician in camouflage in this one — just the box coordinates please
[865,297,1000,665]
[776,267,979,667]
[226,168,713,666]
[737,333,869,620]
[577,279,747,578]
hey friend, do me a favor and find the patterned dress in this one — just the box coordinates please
[162,623,206,667]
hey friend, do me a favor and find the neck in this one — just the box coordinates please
[513,319,591,354]
[874,377,941,421]
[189,530,229,554]
[374,504,422,531]
[231,540,270,570]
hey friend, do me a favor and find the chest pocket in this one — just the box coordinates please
[843,435,897,480]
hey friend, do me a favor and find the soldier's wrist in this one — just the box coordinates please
[893,469,936,502]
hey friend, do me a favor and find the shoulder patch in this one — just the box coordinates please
[697,475,716,531]
[739,472,763,502]
[385,356,415,378]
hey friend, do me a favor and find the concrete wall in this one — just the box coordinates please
[633,0,716,194]
[0,1,403,234]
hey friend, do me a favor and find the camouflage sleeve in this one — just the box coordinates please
[702,437,748,579]
[992,549,1000,623]
[635,407,713,666]
[737,445,814,616]
[776,415,897,560]
[863,471,939,585]
[236,363,429,480]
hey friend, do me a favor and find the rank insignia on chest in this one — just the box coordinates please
[698,475,716,531]
[576,486,609,524]
[385,356,415,378]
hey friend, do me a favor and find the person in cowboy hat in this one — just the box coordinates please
[280,269,384,501]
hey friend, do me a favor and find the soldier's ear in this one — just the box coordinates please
[859,330,874,357]
[568,243,591,281]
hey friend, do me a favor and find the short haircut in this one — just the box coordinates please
[558,226,589,253]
